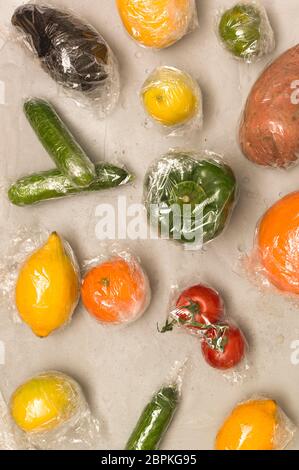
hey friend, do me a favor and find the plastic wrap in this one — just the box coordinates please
[217,1,275,63]
[143,149,238,250]
[24,98,96,188]
[9,371,101,450]
[245,192,299,296]
[0,228,80,338]
[141,66,202,135]
[239,43,299,168]
[8,163,133,206]
[125,361,184,450]
[215,395,296,450]
[11,3,120,116]
[116,0,198,49]
[81,249,151,325]
[159,282,249,381]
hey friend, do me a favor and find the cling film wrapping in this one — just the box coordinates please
[8,371,101,450]
[245,191,299,297]
[81,248,151,325]
[116,0,198,49]
[159,281,249,382]
[141,66,203,136]
[0,227,80,338]
[217,1,275,63]
[125,361,184,450]
[11,2,120,117]
[143,149,238,250]
[215,395,296,450]
[239,43,299,169]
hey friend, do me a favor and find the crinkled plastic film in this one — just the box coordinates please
[216,1,274,63]
[116,0,198,50]
[8,371,101,450]
[159,281,249,383]
[143,149,238,250]
[239,43,299,169]
[0,227,80,337]
[11,2,120,117]
[140,66,203,136]
[244,191,299,298]
[215,395,296,450]
[8,162,133,206]
[125,361,185,450]
[81,247,151,326]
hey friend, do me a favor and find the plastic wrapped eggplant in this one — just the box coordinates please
[12,4,120,115]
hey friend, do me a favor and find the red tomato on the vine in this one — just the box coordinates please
[201,323,246,370]
[175,284,224,330]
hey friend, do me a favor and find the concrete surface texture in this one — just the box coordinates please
[0,0,299,450]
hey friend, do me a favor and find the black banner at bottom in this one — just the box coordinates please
[0,450,297,465]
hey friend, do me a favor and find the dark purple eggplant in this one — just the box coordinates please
[12,4,113,93]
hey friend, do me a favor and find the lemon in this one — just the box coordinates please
[141,66,200,127]
[215,399,277,450]
[15,232,79,338]
[10,372,81,433]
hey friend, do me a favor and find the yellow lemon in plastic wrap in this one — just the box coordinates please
[116,0,194,49]
[10,372,81,433]
[215,399,277,450]
[15,232,79,338]
[142,66,200,127]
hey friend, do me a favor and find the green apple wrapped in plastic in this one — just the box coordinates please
[143,150,238,249]
[217,2,275,62]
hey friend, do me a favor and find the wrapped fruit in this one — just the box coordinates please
[240,44,299,168]
[249,192,299,295]
[144,150,237,248]
[15,232,80,337]
[116,0,198,49]
[141,66,202,134]
[218,2,274,62]
[12,4,120,115]
[81,253,151,324]
[159,283,247,372]
[10,372,82,434]
[215,397,296,450]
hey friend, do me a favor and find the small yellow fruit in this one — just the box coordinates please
[15,232,79,337]
[10,372,81,433]
[215,399,277,450]
[141,66,200,127]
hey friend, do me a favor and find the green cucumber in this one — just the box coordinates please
[24,98,96,187]
[8,163,133,206]
[125,385,179,450]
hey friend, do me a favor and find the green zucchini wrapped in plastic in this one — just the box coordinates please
[143,150,237,249]
[217,2,274,63]
[12,4,120,115]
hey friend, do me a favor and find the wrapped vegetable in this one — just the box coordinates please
[15,232,80,338]
[215,396,296,450]
[116,0,198,49]
[12,4,120,115]
[217,2,274,62]
[143,150,238,249]
[141,66,202,135]
[81,251,151,325]
[125,364,183,450]
[159,283,247,375]
[240,43,299,168]
[9,371,100,450]
[24,99,96,188]
[8,163,133,206]
[246,192,299,296]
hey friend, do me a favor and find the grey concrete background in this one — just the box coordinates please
[0,0,299,450]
